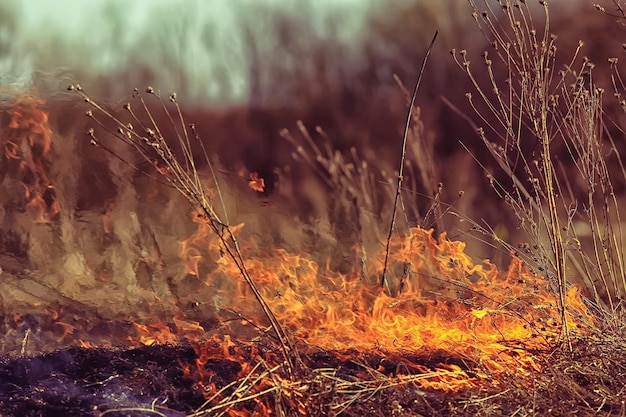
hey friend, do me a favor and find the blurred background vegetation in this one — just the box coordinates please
[0,0,487,114]
[2,0,625,258]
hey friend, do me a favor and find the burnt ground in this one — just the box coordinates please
[0,345,201,417]
[0,335,624,417]
[0,343,465,417]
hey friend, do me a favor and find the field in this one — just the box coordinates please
[1,1,626,416]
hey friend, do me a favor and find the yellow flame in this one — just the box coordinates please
[179,224,593,390]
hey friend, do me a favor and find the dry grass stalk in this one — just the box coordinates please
[380,30,438,294]
[67,84,300,372]
[453,0,626,342]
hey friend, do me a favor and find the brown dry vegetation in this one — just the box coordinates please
[3,0,626,416]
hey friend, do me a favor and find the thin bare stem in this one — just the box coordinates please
[381,30,438,293]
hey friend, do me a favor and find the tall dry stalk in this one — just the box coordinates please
[381,31,438,293]
[453,0,626,339]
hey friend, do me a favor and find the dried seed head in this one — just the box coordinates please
[123,103,131,110]
[146,86,155,94]
[169,92,177,102]
[67,84,75,91]
[85,110,93,117]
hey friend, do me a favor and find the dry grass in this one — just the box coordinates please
[61,0,626,416]
[452,0,626,327]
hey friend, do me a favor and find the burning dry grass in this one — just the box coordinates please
[2,0,626,416]
[1,334,625,416]
[0,95,58,223]
[67,78,594,379]
[190,332,626,416]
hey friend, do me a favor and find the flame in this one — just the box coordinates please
[179,223,593,391]
[0,95,595,413]
[2,96,58,222]
[129,315,206,347]
[248,172,265,193]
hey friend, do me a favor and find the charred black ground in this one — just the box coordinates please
[0,333,625,417]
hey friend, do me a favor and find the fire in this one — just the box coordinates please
[179,222,593,391]
[1,92,596,415]
[1,96,58,222]
[248,172,265,193]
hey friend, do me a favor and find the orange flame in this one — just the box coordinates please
[179,223,593,390]
[2,96,58,222]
